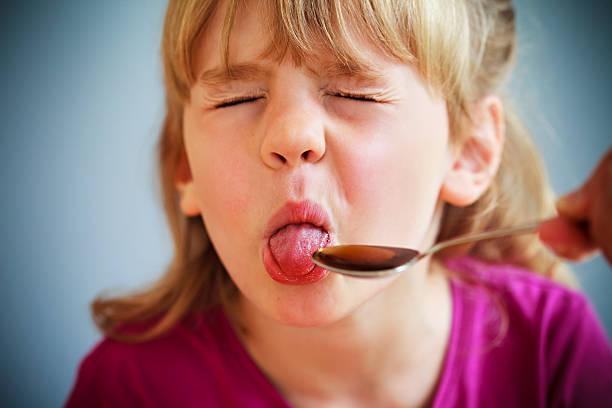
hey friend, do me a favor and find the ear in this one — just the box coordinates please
[175,154,201,217]
[440,95,505,207]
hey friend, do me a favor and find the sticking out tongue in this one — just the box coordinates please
[269,223,329,277]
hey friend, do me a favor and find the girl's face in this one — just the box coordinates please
[182,1,453,326]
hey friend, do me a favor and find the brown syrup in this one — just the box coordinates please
[313,245,419,271]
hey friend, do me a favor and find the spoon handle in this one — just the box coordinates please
[418,219,543,261]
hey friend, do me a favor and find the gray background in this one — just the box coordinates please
[1,1,610,406]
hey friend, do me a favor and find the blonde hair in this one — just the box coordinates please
[93,0,574,342]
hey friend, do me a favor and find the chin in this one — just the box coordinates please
[272,307,342,328]
[265,277,375,328]
[264,283,349,328]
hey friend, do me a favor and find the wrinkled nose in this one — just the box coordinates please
[260,101,326,169]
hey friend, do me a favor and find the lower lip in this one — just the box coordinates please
[262,237,331,285]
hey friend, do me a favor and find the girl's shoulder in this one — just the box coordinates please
[445,255,601,350]
[446,255,583,305]
[435,256,612,407]
[65,307,290,407]
[64,309,225,406]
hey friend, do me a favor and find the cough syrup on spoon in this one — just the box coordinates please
[312,220,543,278]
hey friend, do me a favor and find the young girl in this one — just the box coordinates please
[66,0,612,406]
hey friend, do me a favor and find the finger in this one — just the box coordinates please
[538,217,598,262]
[556,148,612,221]
[556,187,590,221]
[589,149,612,265]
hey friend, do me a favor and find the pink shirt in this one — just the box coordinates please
[65,257,612,407]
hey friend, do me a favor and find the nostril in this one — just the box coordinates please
[275,153,287,163]
[301,151,310,161]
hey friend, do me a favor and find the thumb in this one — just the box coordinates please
[557,147,612,221]
[556,184,590,221]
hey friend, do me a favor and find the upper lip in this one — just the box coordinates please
[264,200,333,240]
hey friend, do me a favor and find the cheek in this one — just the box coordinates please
[197,154,253,217]
[183,111,255,233]
[333,103,450,244]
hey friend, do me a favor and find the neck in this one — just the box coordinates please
[229,259,452,407]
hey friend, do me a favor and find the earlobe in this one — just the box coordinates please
[177,180,201,217]
[175,157,201,217]
[440,95,505,207]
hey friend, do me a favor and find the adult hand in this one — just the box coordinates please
[539,148,612,265]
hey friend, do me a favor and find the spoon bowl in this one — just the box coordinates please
[312,220,543,277]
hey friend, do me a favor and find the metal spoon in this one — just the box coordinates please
[311,220,543,277]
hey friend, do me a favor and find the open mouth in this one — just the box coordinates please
[263,201,334,285]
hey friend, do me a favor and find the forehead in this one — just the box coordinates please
[190,0,393,79]
[190,0,262,75]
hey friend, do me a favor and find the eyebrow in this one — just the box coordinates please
[198,60,386,86]
[313,61,387,83]
[198,63,269,86]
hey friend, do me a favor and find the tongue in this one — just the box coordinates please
[269,224,329,277]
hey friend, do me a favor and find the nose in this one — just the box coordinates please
[260,99,326,169]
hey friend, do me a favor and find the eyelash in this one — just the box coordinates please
[331,91,381,103]
[214,96,262,108]
[213,91,381,109]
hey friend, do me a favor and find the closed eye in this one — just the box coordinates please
[215,96,262,108]
[333,92,380,102]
